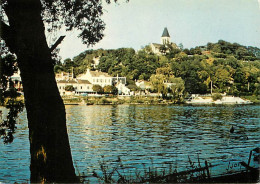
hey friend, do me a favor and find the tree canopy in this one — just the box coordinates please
[2,0,128,49]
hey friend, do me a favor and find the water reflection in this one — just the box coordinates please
[0,104,259,183]
[66,105,259,179]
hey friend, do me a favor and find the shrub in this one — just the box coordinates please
[103,85,117,95]
[99,97,110,104]
[93,85,103,94]
[212,93,222,101]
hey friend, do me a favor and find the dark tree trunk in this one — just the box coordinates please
[4,0,78,182]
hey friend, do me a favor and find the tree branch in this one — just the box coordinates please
[50,36,65,52]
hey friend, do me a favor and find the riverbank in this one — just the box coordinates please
[1,95,258,107]
[62,95,259,105]
[242,95,260,104]
[62,96,181,105]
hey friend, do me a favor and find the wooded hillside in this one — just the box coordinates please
[55,40,260,96]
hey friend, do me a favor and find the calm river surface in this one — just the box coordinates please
[0,104,259,183]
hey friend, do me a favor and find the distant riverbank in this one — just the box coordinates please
[62,95,260,105]
[62,96,179,105]
[1,95,258,107]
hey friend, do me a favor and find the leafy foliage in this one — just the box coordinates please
[1,0,126,46]
[212,93,222,101]
[103,85,118,95]
[150,74,167,97]
[0,53,24,144]
[169,77,185,102]
[0,54,18,94]
[93,84,103,94]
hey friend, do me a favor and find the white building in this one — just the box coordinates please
[55,72,72,81]
[56,79,93,96]
[56,69,130,95]
[77,69,113,87]
[77,69,127,88]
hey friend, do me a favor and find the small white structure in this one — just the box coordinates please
[186,95,252,104]
[56,79,93,96]
[215,96,252,104]
[135,80,151,90]
[92,56,100,69]
[10,70,23,91]
[77,69,127,88]
[55,72,73,81]
[78,69,113,87]
[116,82,130,95]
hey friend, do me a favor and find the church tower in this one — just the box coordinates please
[161,27,170,45]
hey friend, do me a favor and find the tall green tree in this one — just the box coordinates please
[1,0,126,182]
[214,67,232,92]
[150,74,167,98]
[168,77,185,102]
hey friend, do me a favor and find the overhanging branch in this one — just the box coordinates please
[50,36,65,52]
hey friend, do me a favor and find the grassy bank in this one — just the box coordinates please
[62,95,260,105]
[242,95,260,104]
[62,96,182,105]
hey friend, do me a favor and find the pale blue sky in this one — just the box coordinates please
[58,0,260,60]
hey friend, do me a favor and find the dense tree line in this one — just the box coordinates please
[56,40,260,97]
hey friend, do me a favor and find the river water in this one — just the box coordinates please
[0,104,259,183]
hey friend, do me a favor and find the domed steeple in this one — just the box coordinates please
[161,27,170,45]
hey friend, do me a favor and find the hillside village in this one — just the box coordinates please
[9,28,178,97]
[8,27,260,103]
[54,28,181,96]
[55,69,130,96]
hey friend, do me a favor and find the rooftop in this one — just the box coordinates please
[89,70,111,77]
[57,79,91,84]
[57,79,77,84]
[77,80,91,84]
[161,27,170,37]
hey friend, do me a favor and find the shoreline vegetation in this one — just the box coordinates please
[61,95,260,105]
[1,94,259,107]
[80,149,259,183]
